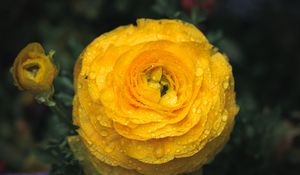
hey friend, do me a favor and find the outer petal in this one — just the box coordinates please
[71,19,239,175]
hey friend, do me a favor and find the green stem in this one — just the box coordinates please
[49,101,78,131]
[33,86,78,132]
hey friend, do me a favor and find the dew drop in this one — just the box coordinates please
[223,82,229,89]
[195,68,203,77]
[213,121,220,130]
[89,72,96,79]
[192,108,197,113]
[100,130,108,137]
[100,120,109,127]
[196,109,201,114]
[104,145,114,153]
[99,68,105,73]
[86,140,92,145]
[222,115,228,122]
[111,160,118,165]
[154,147,165,158]
[204,130,210,135]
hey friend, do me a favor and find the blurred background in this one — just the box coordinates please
[0,0,299,175]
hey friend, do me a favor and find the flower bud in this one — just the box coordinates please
[12,42,57,94]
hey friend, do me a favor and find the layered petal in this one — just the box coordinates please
[70,19,239,175]
[12,42,57,94]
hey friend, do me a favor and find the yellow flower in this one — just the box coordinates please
[69,19,239,175]
[12,42,57,94]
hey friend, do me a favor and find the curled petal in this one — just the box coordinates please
[71,19,239,175]
[12,42,57,94]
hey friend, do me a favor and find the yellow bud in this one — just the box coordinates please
[12,42,58,94]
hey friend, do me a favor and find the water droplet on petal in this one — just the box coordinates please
[154,147,165,158]
[222,115,228,122]
[89,72,96,79]
[105,144,114,153]
[195,68,203,77]
[100,89,114,103]
[204,130,210,135]
[100,130,108,137]
[99,68,105,73]
[213,120,220,130]
[86,140,92,145]
[99,119,110,127]
[223,82,229,89]
[192,108,197,113]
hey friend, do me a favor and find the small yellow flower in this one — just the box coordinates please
[12,42,57,94]
[69,19,239,175]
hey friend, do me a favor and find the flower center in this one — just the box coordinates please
[23,63,40,78]
[146,67,178,107]
[147,67,167,95]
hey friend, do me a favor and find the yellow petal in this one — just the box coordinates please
[12,42,57,94]
[150,67,162,82]
[72,19,239,175]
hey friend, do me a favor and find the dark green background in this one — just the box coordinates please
[0,0,299,175]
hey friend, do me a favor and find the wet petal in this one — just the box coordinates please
[71,19,239,175]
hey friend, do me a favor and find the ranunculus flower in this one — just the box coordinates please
[69,19,239,175]
[12,43,57,94]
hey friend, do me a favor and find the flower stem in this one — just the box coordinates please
[49,100,78,132]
